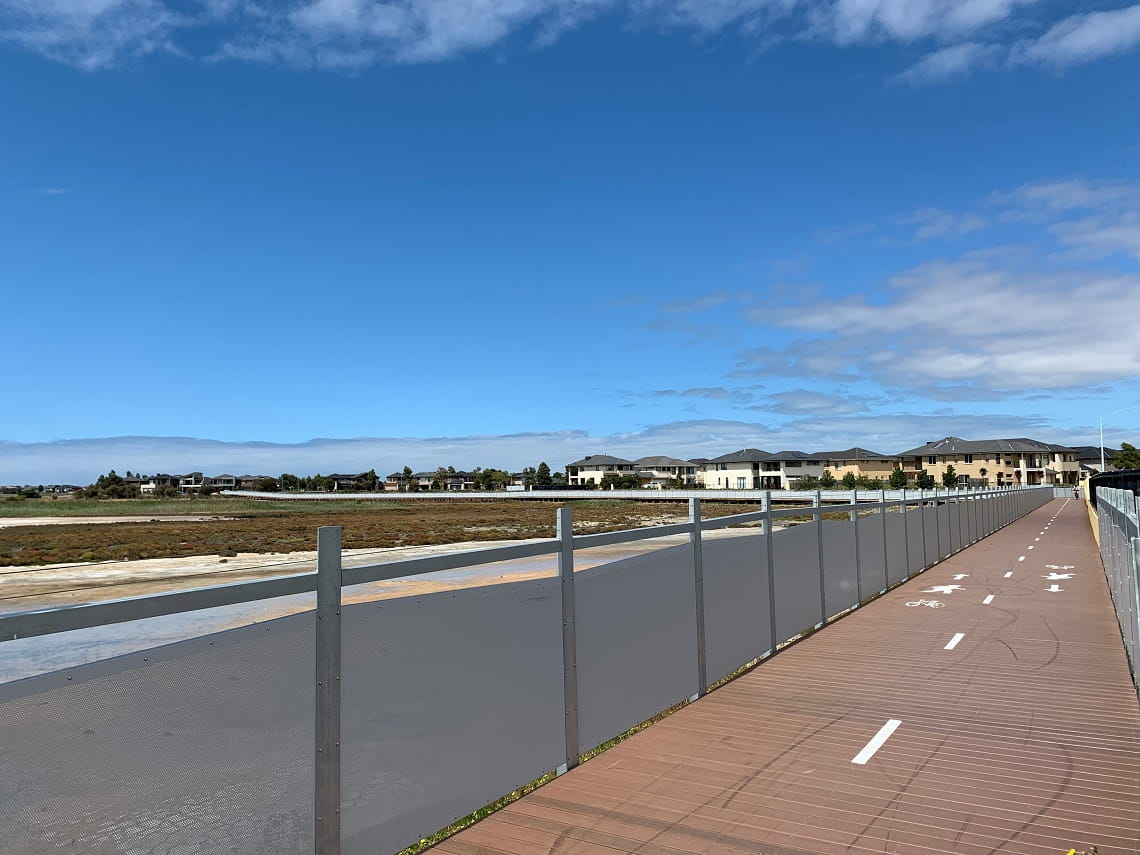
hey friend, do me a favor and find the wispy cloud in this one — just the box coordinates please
[901,206,987,240]
[35,186,70,195]
[3,0,1138,76]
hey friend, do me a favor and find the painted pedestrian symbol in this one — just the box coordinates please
[923,585,963,595]
[952,574,969,581]
[905,599,945,608]
[1043,572,1074,580]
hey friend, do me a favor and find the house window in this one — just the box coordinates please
[928,456,937,465]
[785,461,802,468]
[736,477,746,489]
[964,454,973,464]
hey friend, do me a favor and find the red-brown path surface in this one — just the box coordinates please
[432,498,1140,855]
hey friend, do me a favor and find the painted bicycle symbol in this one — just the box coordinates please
[905,599,946,608]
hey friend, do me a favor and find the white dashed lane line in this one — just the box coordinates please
[944,633,965,650]
[983,594,995,605]
[851,719,902,765]
[1004,571,1013,578]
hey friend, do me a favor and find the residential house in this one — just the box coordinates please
[699,448,770,490]
[1071,446,1119,480]
[237,475,277,490]
[897,437,1079,487]
[565,455,637,487]
[754,451,829,490]
[632,456,698,488]
[178,472,204,493]
[815,448,897,482]
[327,473,373,491]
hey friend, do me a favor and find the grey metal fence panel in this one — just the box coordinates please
[339,577,564,855]
[922,505,940,566]
[700,532,773,684]
[856,514,888,595]
[937,500,953,558]
[0,611,314,855]
[820,520,859,619]
[947,500,962,554]
[905,507,926,575]
[575,543,699,752]
[884,512,908,586]
[772,523,824,641]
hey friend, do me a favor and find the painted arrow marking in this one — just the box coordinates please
[1046,584,1064,593]
[1045,564,1074,570]
[923,585,963,595]
[952,574,969,580]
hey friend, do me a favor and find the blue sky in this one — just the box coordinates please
[3,1,1140,482]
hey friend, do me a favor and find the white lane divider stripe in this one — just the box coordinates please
[944,633,965,650]
[1018,556,1026,562]
[1027,545,1034,550]
[1004,571,1013,578]
[983,594,995,604]
[852,719,902,765]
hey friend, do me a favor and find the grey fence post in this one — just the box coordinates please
[901,488,910,578]
[851,489,863,603]
[556,508,580,773]
[957,488,964,552]
[315,526,342,855]
[814,491,826,626]
[879,489,889,593]
[689,498,707,698]
[934,488,942,561]
[919,489,927,571]
[764,491,778,654]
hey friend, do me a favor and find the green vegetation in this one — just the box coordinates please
[888,465,908,489]
[1111,441,1140,470]
[942,464,958,488]
[916,470,936,489]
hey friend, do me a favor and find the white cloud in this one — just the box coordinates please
[994,178,1140,218]
[1051,212,1140,261]
[1012,3,1140,67]
[896,41,1001,84]
[35,186,70,195]
[3,0,1136,74]
[902,206,988,239]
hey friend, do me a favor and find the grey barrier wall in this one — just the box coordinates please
[0,486,1054,855]
[1095,486,1140,700]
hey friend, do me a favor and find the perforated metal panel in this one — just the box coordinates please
[771,523,823,643]
[937,502,953,558]
[575,543,698,752]
[922,505,941,565]
[339,578,564,855]
[820,520,859,618]
[856,513,888,595]
[905,508,926,575]
[701,533,772,683]
[948,501,963,553]
[0,610,314,855]
[884,513,908,586]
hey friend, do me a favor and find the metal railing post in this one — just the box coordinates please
[919,488,927,571]
[557,508,580,773]
[814,491,826,626]
[879,489,889,593]
[315,526,342,855]
[764,491,777,654]
[689,498,707,698]
[934,487,941,560]
[851,489,863,603]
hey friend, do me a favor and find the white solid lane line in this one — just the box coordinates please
[852,719,902,765]
[945,632,965,650]
[1004,571,1013,578]
[983,594,995,604]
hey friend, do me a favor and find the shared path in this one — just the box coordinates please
[433,498,1140,855]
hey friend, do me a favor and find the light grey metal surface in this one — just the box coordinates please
[884,512,908,586]
[574,543,698,752]
[1095,487,1140,699]
[700,533,772,683]
[0,609,315,854]
[344,539,558,587]
[771,523,824,641]
[856,514,888,596]
[820,520,859,618]
[557,508,579,772]
[938,500,953,558]
[338,579,564,855]
[922,505,941,567]
[689,499,707,697]
[315,527,342,855]
[905,506,926,576]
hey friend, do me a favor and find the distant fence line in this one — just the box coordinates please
[222,485,1044,503]
[0,486,1054,855]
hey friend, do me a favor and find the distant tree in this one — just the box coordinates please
[888,466,908,489]
[840,471,857,490]
[855,475,884,490]
[819,469,837,489]
[522,466,537,488]
[402,466,414,491]
[916,471,936,489]
[552,471,567,487]
[254,477,278,492]
[535,462,553,488]
[791,475,821,491]
[1112,442,1140,470]
[279,473,300,492]
[673,475,685,488]
[433,466,449,491]
[942,465,958,488]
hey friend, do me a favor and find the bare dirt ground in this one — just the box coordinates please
[0,515,234,528]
